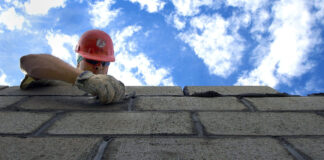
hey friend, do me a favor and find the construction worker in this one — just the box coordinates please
[20,29,125,104]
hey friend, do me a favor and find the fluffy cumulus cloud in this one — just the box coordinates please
[179,14,245,77]
[109,25,174,86]
[24,0,67,15]
[171,0,217,16]
[0,69,10,86]
[314,0,324,24]
[226,0,267,13]
[166,13,186,30]
[236,0,319,87]
[129,0,165,13]
[89,0,120,28]
[4,0,24,9]
[0,7,26,31]
[46,32,79,66]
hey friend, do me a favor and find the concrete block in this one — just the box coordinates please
[0,96,26,109]
[0,137,101,160]
[0,112,54,134]
[0,85,8,90]
[20,96,129,111]
[47,112,192,134]
[198,112,324,135]
[0,86,86,96]
[104,137,293,160]
[134,97,246,110]
[286,138,324,160]
[246,97,324,111]
[126,86,183,96]
[184,86,279,95]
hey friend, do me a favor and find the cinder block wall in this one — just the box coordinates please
[0,85,323,160]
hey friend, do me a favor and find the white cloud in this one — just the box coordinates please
[12,0,24,9]
[171,0,217,16]
[236,0,318,88]
[226,0,267,13]
[179,13,245,77]
[314,0,324,24]
[0,69,10,86]
[24,0,67,15]
[109,25,175,86]
[0,7,26,31]
[250,9,270,34]
[46,32,79,66]
[129,0,165,13]
[89,0,120,28]
[172,14,186,30]
[165,13,186,30]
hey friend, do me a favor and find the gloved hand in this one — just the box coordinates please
[75,71,125,104]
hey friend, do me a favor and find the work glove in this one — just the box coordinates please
[74,71,125,104]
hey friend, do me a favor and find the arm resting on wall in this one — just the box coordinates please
[20,54,82,84]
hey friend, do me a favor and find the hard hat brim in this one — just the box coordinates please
[77,51,115,62]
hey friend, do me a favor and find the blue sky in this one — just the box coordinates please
[0,0,323,95]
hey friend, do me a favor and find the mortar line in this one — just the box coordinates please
[1,133,324,138]
[238,98,257,112]
[3,96,32,111]
[93,137,112,160]
[0,93,300,97]
[2,109,323,113]
[316,112,324,118]
[191,112,206,137]
[128,98,135,111]
[30,111,66,137]
[276,137,312,160]
[0,95,91,97]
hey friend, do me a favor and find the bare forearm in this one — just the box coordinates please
[20,54,82,84]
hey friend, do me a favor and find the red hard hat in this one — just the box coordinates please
[75,29,115,62]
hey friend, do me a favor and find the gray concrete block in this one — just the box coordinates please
[0,86,86,96]
[47,112,192,134]
[104,137,293,160]
[0,85,8,90]
[184,86,279,95]
[126,86,183,96]
[0,96,26,109]
[246,97,324,111]
[198,112,324,135]
[20,96,129,111]
[0,137,101,160]
[135,97,246,110]
[286,138,324,160]
[0,112,54,134]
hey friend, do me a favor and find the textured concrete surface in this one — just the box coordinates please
[0,137,101,160]
[184,86,279,95]
[246,97,324,110]
[47,112,192,134]
[198,112,324,135]
[0,112,54,134]
[134,96,246,110]
[19,96,129,111]
[1,85,323,159]
[286,138,324,160]
[0,96,26,109]
[126,86,183,96]
[104,137,293,160]
[0,86,86,96]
